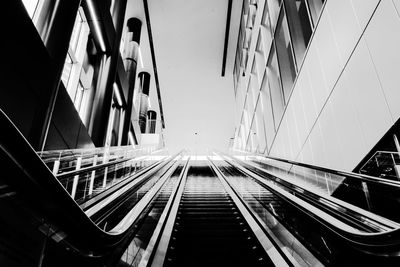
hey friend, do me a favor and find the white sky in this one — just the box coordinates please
[144,0,240,154]
[122,0,242,154]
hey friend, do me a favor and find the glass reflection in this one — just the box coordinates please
[275,9,296,103]
[267,45,285,129]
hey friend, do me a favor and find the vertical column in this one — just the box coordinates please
[138,72,151,133]
[121,18,142,145]
[88,155,98,196]
[34,0,81,150]
[4,0,80,150]
[147,110,157,133]
[90,0,128,146]
[71,156,82,199]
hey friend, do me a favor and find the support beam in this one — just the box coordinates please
[142,0,166,129]
[221,0,233,76]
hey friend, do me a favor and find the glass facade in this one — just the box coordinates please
[21,0,40,18]
[267,46,285,129]
[60,8,99,127]
[234,0,325,152]
[275,9,296,103]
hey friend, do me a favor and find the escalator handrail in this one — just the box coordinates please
[137,158,190,267]
[221,152,400,254]
[0,109,177,257]
[57,156,152,179]
[232,149,400,188]
[84,155,178,220]
[208,158,294,267]
[79,157,168,210]
[149,157,191,267]
[228,153,400,231]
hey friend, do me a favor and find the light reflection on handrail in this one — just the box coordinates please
[36,144,168,203]
[230,148,400,188]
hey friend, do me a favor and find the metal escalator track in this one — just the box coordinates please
[111,164,185,267]
[150,160,287,267]
[213,154,400,266]
[215,161,336,265]
[165,164,270,266]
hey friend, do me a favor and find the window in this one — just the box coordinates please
[70,12,84,53]
[233,0,325,143]
[242,111,251,147]
[233,61,238,95]
[255,32,266,79]
[249,116,258,152]
[261,4,273,48]
[251,57,259,88]
[275,9,296,103]
[247,4,257,29]
[259,70,276,147]
[74,81,85,112]
[60,8,99,127]
[254,99,267,152]
[21,0,40,18]
[284,0,313,68]
[266,0,282,32]
[267,45,285,129]
[246,80,255,114]
[307,0,325,27]
[61,54,74,90]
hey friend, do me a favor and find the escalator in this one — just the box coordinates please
[0,109,185,266]
[213,159,361,266]
[161,162,274,266]
[4,102,400,266]
[100,158,293,267]
[217,152,400,265]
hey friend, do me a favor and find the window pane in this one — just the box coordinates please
[255,32,266,77]
[242,110,251,148]
[247,4,257,29]
[284,0,313,67]
[267,0,282,32]
[61,53,73,90]
[22,0,39,18]
[255,98,267,152]
[70,11,84,53]
[307,0,324,27]
[275,10,296,103]
[250,116,258,152]
[74,82,84,111]
[259,70,276,148]
[261,4,273,47]
[267,45,285,129]
[246,80,255,114]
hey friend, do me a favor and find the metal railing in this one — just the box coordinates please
[218,152,400,258]
[227,149,400,224]
[38,146,168,203]
[359,151,400,181]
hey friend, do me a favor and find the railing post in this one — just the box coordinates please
[52,152,62,176]
[361,181,373,211]
[71,156,82,199]
[88,155,98,195]
[52,160,60,176]
[103,151,109,188]
[390,153,400,180]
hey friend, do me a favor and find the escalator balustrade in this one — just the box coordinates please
[161,163,276,267]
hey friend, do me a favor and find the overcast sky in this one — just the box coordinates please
[142,0,239,154]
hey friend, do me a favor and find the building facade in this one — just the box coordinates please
[233,0,400,171]
[1,0,164,153]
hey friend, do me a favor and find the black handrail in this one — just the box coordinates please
[57,157,137,179]
[79,156,171,211]
[0,109,176,257]
[222,152,400,256]
[233,150,400,188]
